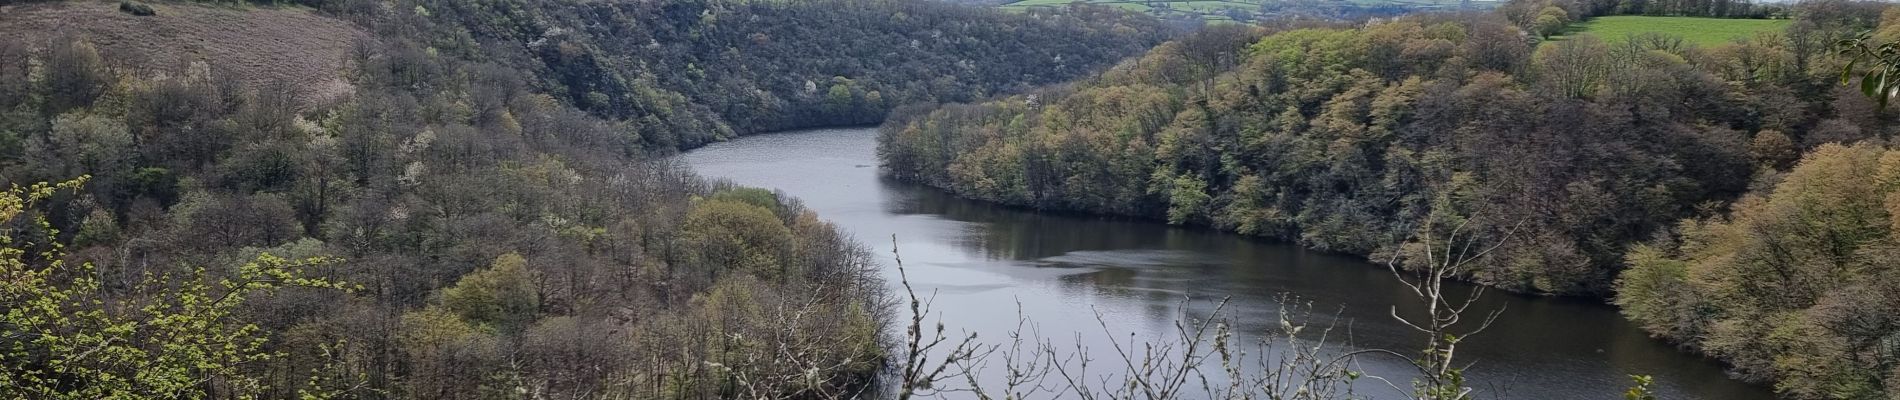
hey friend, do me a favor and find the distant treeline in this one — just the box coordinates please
[1501,0,1799,20]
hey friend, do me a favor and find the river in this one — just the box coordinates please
[680,127,1774,400]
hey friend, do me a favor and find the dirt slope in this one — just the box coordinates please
[0,0,368,103]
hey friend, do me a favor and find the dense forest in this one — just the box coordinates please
[0,0,1172,397]
[327,0,1172,149]
[1618,143,1900,398]
[878,0,1900,396]
[0,16,880,400]
[6,0,1898,396]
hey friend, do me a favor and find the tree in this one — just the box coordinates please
[129,77,225,168]
[170,192,302,251]
[1162,173,1210,225]
[24,112,135,214]
[1388,215,1517,399]
[0,39,31,111]
[40,39,112,116]
[1535,6,1571,39]
[1463,19,1533,73]
[1535,36,1611,98]
[680,195,797,282]
[396,306,498,398]
[441,252,541,333]
[826,77,858,118]
[1748,130,1798,169]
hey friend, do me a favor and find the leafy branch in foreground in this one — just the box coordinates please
[0,177,355,399]
[1840,32,1900,108]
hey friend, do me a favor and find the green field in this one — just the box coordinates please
[1002,0,1250,20]
[1000,0,1499,21]
[1561,15,1791,47]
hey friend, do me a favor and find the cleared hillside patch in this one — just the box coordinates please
[0,1,368,104]
[1562,15,1790,46]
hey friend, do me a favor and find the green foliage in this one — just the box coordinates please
[1615,143,1900,399]
[72,207,117,247]
[0,178,353,399]
[128,167,180,205]
[673,276,884,398]
[43,112,134,176]
[1842,32,1900,107]
[1536,6,1571,38]
[1414,361,1471,400]
[1613,245,1702,338]
[441,253,540,333]
[0,4,896,395]
[395,305,500,399]
[682,196,797,282]
[39,40,111,116]
[1624,375,1657,400]
[707,187,783,214]
[873,8,1898,397]
[880,14,1806,295]
[363,0,1170,149]
[1162,173,1210,225]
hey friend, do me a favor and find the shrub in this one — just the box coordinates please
[119,1,155,16]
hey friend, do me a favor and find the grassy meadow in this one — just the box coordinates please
[1000,0,1498,21]
[1561,15,1792,46]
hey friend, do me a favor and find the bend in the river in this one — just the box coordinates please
[680,127,1772,400]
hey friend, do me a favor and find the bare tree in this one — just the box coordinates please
[892,235,991,400]
[1384,216,1519,399]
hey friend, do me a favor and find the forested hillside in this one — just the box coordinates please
[329,0,1171,149]
[0,0,1171,397]
[878,1,1900,396]
[1618,143,1900,398]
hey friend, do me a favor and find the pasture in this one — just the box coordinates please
[1000,0,1498,21]
[1561,15,1791,46]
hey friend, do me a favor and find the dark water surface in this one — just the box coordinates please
[680,127,1772,400]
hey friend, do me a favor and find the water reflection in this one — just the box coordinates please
[681,127,1770,400]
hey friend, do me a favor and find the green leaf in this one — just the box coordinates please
[1884,69,1892,94]
[1863,70,1880,97]
[1843,59,1859,85]
[1885,81,1899,108]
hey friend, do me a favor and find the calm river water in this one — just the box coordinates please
[680,127,1773,400]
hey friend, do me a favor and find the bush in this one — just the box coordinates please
[119,1,155,16]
